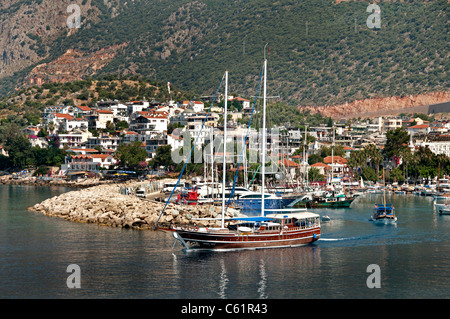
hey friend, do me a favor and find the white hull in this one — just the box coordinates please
[435,203,450,215]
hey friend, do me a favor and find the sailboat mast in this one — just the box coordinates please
[331,122,335,185]
[304,124,307,187]
[261,57,267,217]
[221,70,228,228]
[383,168,386,208]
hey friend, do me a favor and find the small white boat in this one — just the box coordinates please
[433,193,450,201]
[321,215,331,222]
[435,203,450,215]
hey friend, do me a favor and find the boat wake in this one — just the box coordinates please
[319,237,351,241]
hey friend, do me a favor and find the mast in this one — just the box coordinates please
[221,70,228,228]
[261,47,268,217]
[383,168,386,209]
[210,126,214,199]
[438,162,441,194]
[331,121,335,186]
[303,124,308,188]
[243,133,248,189]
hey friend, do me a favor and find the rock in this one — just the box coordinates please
[27,181,247,230]
[170,209,179,217]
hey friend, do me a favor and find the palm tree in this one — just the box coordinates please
[348,149,366,173]
[363,144,383,178]
[47,122,55,135]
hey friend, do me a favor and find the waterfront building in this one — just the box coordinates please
[86,135,121,152]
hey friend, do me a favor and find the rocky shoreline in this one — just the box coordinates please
[0,174,111,188]
[27,181,244,230]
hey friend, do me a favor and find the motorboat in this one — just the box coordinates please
[435,202,450,215]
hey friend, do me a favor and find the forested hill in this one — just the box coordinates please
[0,0,448,106]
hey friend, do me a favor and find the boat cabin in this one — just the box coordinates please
[373,204,395,218]
[226,212,320,233]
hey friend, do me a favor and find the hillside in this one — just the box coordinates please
[0,75,334,130]
[0,0,448,109]
[0,75,195,122]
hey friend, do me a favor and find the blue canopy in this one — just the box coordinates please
[375,204,394,211]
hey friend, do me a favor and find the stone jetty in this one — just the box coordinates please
[27,182,244,230]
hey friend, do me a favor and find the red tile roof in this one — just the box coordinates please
[323,156,348,165]
[311,162,330,167]
[53,113,74,120]
[278,159,300,168]
[408,124,429,129]
[76,105,91,111]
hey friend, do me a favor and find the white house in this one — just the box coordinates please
[129,112,168,133]
[230,97,250,109]
[61,117,89,132]
[90,154,117,169]
[91,110,114,129]
[191,101,204,113]
[59,131,92,149]
[416,141,450,157]
[86,135,121,151]
[407,124,430,137]
[46,113,75,131]
[181,101,204,113]
[73,105,91,117]
[127,100,150,114]
[120,130,140,144]
[62,153,117,173]
[29,136,48,148]
[43,105,75,120]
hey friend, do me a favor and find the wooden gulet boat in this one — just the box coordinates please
[161,211,321,251]
[155,54,321,251]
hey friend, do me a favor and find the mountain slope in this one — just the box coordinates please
[0,0,448,107]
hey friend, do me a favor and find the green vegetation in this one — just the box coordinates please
[347,127,450,183]
[0,120,66,170]
[47,0,450,105]
[115,141,147,170]
[0,75,194,120]
[1,0,448,105]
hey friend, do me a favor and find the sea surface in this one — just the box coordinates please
[1,184,449,299]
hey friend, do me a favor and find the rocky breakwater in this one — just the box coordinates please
[27,183,243,230]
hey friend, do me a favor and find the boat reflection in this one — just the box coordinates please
[171,244,321,299]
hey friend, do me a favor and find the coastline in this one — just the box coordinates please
[0,174,112,188]
[25,180,243,230]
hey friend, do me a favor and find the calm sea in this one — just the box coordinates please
[1,184,449,299]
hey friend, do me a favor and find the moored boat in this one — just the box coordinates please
[287,192,355,209]
[435,203,450,215]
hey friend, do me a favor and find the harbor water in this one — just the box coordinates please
[1,184,449,299]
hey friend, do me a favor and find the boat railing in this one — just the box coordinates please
[158,221,320,235]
